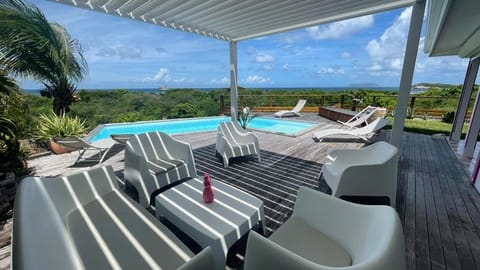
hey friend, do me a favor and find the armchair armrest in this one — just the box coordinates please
[178,247,216,270]
[124,145,153,207]
[162,135,197,176]
[244,231,320,270]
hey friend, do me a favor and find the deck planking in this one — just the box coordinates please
[16,113,480,269]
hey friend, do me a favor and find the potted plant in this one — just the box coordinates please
[34,112,87,154]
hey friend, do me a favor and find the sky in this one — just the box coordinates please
[19,0,474,89]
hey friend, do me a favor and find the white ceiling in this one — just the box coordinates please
[424,0,480,59]
[51,0,416,42]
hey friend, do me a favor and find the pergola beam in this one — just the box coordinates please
[390,0,425,149]
[450,58,480,143]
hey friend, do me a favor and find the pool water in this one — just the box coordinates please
[89,116,317,142]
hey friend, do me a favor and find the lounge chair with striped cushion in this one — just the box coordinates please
[215,121,261,167]
[124,132,197,208]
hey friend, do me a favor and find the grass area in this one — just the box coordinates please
[385,117,468,137]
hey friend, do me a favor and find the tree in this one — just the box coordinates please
[0,0,87,115]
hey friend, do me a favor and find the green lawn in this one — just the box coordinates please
[385,117,468,137]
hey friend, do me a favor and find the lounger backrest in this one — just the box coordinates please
[355,118,388,134]
[127,132,175,161]
[292,99,307,112]
[53,137,89,150]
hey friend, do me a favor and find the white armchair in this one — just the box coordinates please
[321,141,398,207]
[244,187,405,270]
[215,121,260,167]
[124,132,196,208]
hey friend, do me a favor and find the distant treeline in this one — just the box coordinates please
[22,85,476,136]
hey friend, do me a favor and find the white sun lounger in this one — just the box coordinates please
[312,118,388,142]
[274,99,307,118]
[338,106,378,129]
[53,137,111,165]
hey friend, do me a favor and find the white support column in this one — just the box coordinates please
[230,41,238,122]
[390,1,425,149]
[464,85,480,158]
[450,58,480,143]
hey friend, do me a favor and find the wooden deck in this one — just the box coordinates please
[15,114,480,269]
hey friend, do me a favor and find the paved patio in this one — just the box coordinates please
[5,114,480,269]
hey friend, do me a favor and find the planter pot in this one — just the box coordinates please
[48,139,76,154]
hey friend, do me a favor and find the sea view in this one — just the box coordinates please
[22,87,400,95]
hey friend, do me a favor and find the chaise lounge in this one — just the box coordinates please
[274,99,307,118]
[338,105,378,129]
[53,137,111,165]
[312,118,388,142]
[12,166,215,269]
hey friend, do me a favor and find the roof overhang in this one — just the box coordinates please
[424,0,480,59]
[50,0,416,42]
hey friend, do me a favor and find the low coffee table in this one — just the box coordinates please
[155,177,264,270]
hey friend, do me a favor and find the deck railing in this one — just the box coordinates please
[220,94,476,120]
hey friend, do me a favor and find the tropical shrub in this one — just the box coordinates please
[35,111,87,140]
[0,117,28,174]
[0,0,87,115]
[442,111,455,123]
[169,103,203,119]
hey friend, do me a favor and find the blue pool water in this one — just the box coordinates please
[89,116,317,142]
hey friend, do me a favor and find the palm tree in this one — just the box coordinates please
[0,0,87,115]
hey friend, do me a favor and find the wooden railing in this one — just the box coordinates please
[220,94,476,120]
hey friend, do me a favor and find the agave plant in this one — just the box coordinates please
[35,111,87,140]
[238,106,257,129]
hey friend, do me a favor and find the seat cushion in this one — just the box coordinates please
[269,216,351,267]
[147,159,185,174]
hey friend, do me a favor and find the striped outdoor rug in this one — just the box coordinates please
[193,144,328,236]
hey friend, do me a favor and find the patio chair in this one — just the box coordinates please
[53,137,110,165]
[338,106,378,129]
[12,165,216,270]
[243,187,405,270]
[321,141,398,207]
[215,121,260,167]
[312,118,388,142]
[124,131,196,208]
[274,99,307,118]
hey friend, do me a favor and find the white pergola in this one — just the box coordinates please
[424,0,480,159]
[52,0,427,150]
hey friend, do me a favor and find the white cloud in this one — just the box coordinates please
[365,8,411,76]
[144,68,176,82]
[255,53,275,63]
[153,68,171,82]
[317,67,345,75]
[307,15,374,40]
[263,64,273,70]
[245,75,271,84]
[282,64,289,70]
[341,52,351,58]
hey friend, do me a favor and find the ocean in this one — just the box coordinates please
[22,87,399,95]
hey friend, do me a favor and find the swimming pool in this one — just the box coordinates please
[88,116,317,142]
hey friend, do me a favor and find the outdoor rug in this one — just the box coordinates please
[193,144,328,236]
